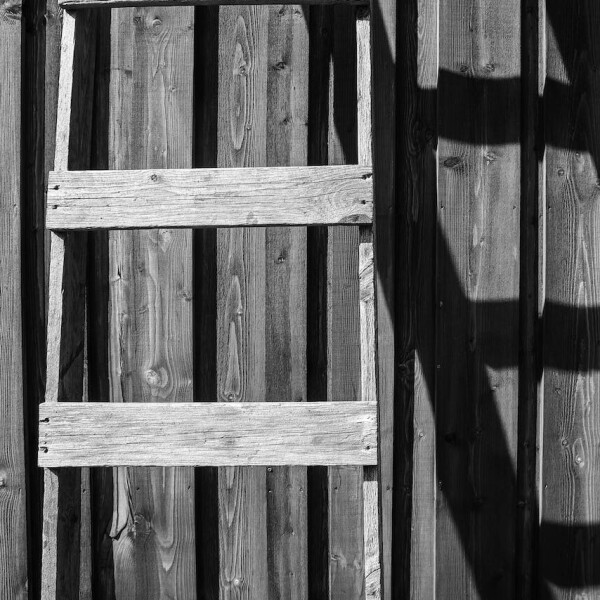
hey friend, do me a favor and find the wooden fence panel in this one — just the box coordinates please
[108,7,197,598]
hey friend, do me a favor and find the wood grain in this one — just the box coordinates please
[216,6,269,599]
[541,1,600,596]
[436,0,520,597]
[46,166,373,230]
[108,6,196,599]
[0,2,28,597]
[60,0,366,8]
[357,11,381,600]
[265,5,309,599]
[324,8,364,599]
[396,0,437,595]
[38,402,377,467]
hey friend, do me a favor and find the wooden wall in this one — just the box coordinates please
[4,0,600,598]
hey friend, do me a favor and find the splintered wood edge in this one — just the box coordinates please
[39,402,378,467]
[46,165,373,230]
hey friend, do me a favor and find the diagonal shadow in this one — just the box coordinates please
[376,0,600,598]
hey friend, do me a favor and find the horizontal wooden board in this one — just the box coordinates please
[59,0,366,8]
[38,401,377,467]
[47,165,373,230]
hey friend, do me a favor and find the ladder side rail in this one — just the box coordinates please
[357,8,381,599]
[41,10,98,600]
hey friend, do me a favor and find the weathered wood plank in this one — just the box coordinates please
[40,10,98,600]
[370,0,396,596]
[541,1,600,596]
[324,8,364,599]
[396,0,436,595]
[108,6,196,599]
[357,10,381,600]
[38,402,377,467]
[60,0,366,9]
[265,5,309,599]
[216,5,269,598]
[46,166,373,230]
[436,0,520,597]
[0,3,28,597]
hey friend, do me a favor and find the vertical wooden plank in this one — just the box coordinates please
[265,5,309,600]
[541,0,600,596]
[357,11,380,600]
[41,11,98,600]
[436,0,520,598]
[216,5,269,598]
[517,0,541,596]
[325,9,364,600]
[108,6,196,599]
[369,0,396,596]
[0,2,28,598]
[193,5,219,599]
[395,0,437,595]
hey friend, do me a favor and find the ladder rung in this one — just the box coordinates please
[38,401,377,467]
[47,166,373,230]
[60,0,366,8]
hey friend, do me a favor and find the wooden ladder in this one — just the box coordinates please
[40,2,387,598]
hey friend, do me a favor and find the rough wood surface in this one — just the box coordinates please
[396,0,437,595]
[41,11,98,600]
[357,11,381,600]
[39,402,377,467]
[264,5,309,599]
[46,166,373,230]
[60,0,366,8]
[541,0,600,596]
[216,6,269,599]
[0,2,28,597]
[323,8,364,599]
[108,6,196,599]
[436,0,520,597]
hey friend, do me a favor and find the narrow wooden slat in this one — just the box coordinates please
[436,0,520,596]
[47,165,373,230]
[357,9,381,600]
[216,6,269,598]
[397,0,437,595]
[107,7,197,599]
[0,3,28,596]
[41,9,97,600]
[264,5,309,598]
[370,0,396,596]
[38,402,377,467]
[60,0,366,9]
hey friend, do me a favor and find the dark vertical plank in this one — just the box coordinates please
[369,0,396,596]
[0,2,28,598]
[541,1,600,597]
[193,5,219,600]
[22,0,48,594]
[517,0,541,596]
[265,5,309,600]
[216,6,269,598]
[109,7,197,599]
[395,0,436,595]
[436,0,520,597]
[89,9,115,600]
